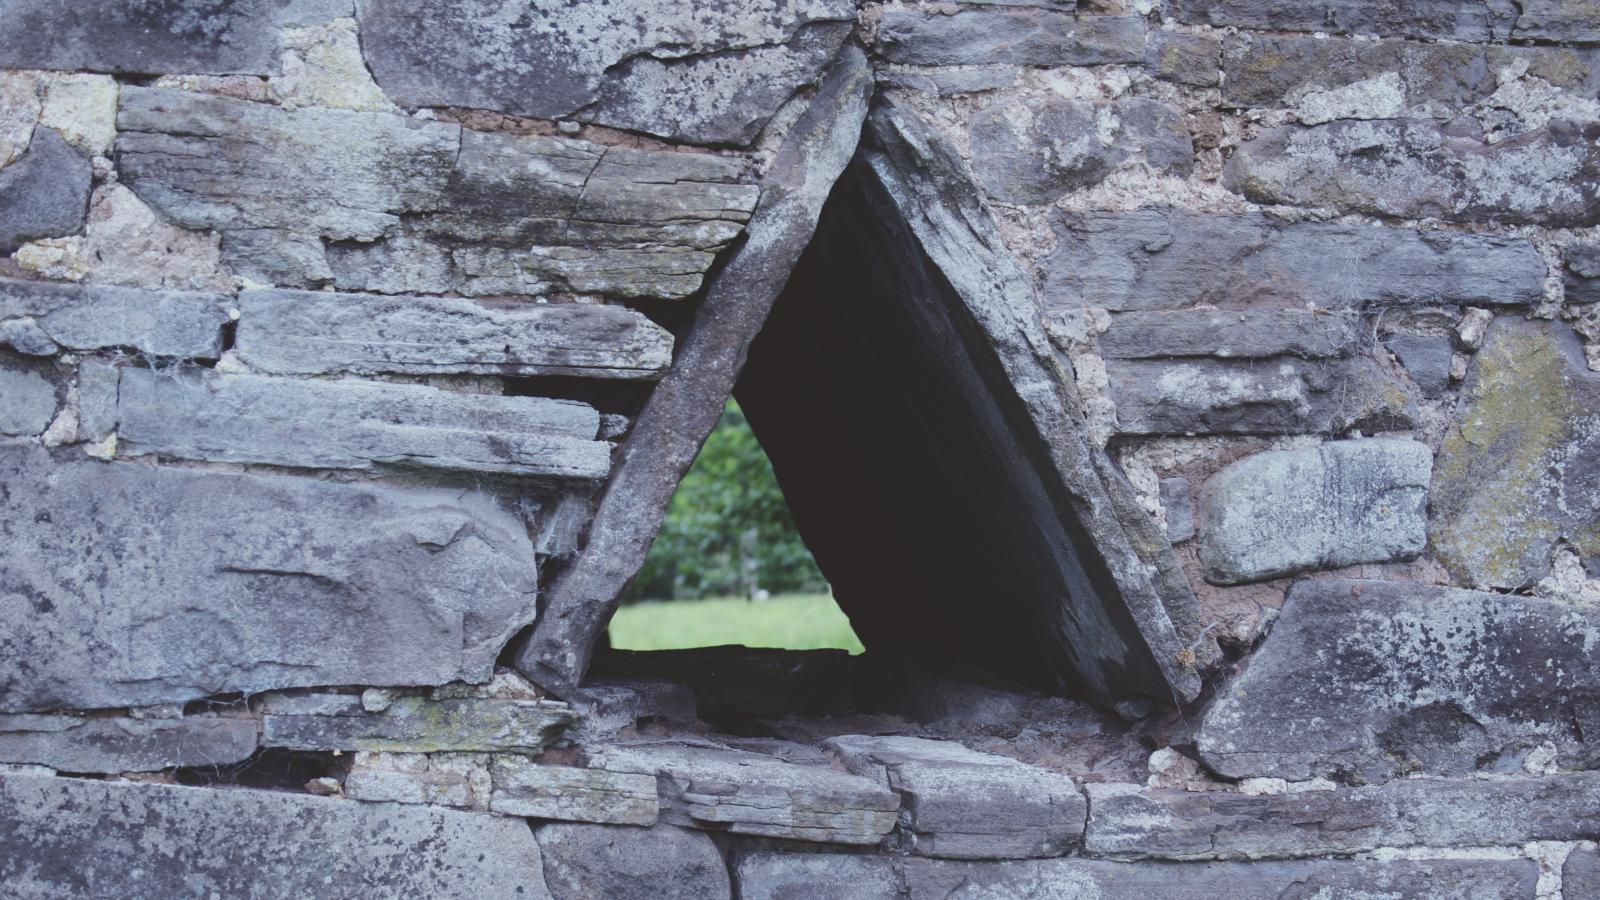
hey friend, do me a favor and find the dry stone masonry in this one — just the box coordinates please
[2,0,1600,897]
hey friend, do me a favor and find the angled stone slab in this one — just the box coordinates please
[234,289,673,380]
[1169,0,1517,42]
[594,741,900,845]
[824,735,1086,859]
[0,714,257,774]
[1199,439,1431,584]
[1431,318,1600,589]
[114,368,611,480]
[537,823,730,900]
[0,774,549,899]
[1086,774,1600,860]
[1198,579,1600,780]
[0,128,90,254]
[491,757,659,825]
[0,276,228,359]
[1043,207,1545,312]
[261,695,573,752]
[876,10,1145,66]
[0,442,539,712]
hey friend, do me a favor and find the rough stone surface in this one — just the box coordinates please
[1432,318,1600,588]
[113,368,611,480]
[594,741,900,844]
[1199,439,1432,584]
[1159,477,1195,543]
[1517,0,1600,42]
[0,442,539,712]
[1385,331,1455,397]
[1225,119,1600,227]
[1098,310,1360,360]
[0,714,256,774]
[0,128,89,253]
[737,853,902,900]
[969,98,1192,205]
[1170,0,1520,42]
[0,353,58,437]
[1564,846,1600,899]
[0,774,550,899]
[1086,774,1600,859]
[1148,31,1222,88]
[876,10,1145,67]
[344,751,489,809]
[1567,243,1600,304]
[355,0,854,145]
[262,695,572,753]
[234,289,674,380]
[490,757,659,825]
[0,276,227,359]
[825,734,1087,859]
[1044,207,1546,312]
[536,823,730,900]
[1198,578,1600,780]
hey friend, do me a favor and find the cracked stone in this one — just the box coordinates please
[0,275,228,359]
[490,757,660,825]
[0,128,89,254]
[0,714,256,774]
[344,751,491,809]
[261,694,574,753]
[876,10,1145,67]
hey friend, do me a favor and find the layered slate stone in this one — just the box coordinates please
[260,693,573,752]
[0,0,348,75]
[825,735,1086,859]
[356,0,854,146]
[1043,207,1545,312]
[0,129,90,253]
[0,353,58,437]
[1225,119,1600,227]
[536,823,731,900]
[490,758,660,825]
[234,289,673,380]
[969,98,1192,205]
[0,443,539,712]
[0,714,257,774]
[1198,440,1431,584]
[1085,774,1600,860]
[1198,579,1600,780]
[876,10,1145,66]
[594,741,900,844]
[116,87,758,299]
[111,368,612,480]
[0,276,228,359]
[1097,310,1361,360]
[1516,0,1600,41]
[0,775,549,899]
[1170,0,1519,42]
[1432,318,1600,588]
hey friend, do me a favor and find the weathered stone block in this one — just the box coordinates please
[537,823,730,900]
[0,774,550,898]
[1198,579,1600,780]
[1086,774,1600,859]
[0,352,58,437]
[1148,31,1222,88]
[114,368,611,480]
[1431,318,1600,589]
[1199,440,1432,584]
[1385,331,1455,397]
[1567,243,1600,304]
[1564,846,1600,899]
[876,10,1145,66]
[0,442,539,712]
[0,714,256,774]
[969,98,1191,205]
[0,276,228,359]
[1170,0,1518,42]
[1225,119,1600,226]
[1516,0,1600,42]
[825,735,1086,859]
[234,289,673,380]
[737,853,901,900]
[1098,310,1361,360]
[0,128,89,253]
[345,751,489,809]
[262,695,573,752]
[490,758,660,825]
[355,0,854,145]
[1159,477,1195,543]
[1044,207,1545,312]
[595,741,900,844]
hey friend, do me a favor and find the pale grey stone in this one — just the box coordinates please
[876,10,1145,66]
[261,695,574,752]
[1224,119,1600,226]
[596,741,900,844]
[1159,477,1194,543]
[1198,579,1600,780]
[1170,0,1519,42]
[0,276,228,359]
[0,714,256,773]
[0,318,56,356]
[356,0,854,146]
[537,823,729,900]
[1044,207,1545,311]
[969,98,1192,205]
[0,129,89,253]
[0,354,57,437]
[1198,440,1431,584]
[0,774,550,899]
[1567,243,1600,304]
[74,359,118,442]
[1385,331,1454,397]
[1431,318,1600,589]
[114,368,611,480]
[1148,31,1222,87]
[0,442,539,712]
[490,758,659,825]
[234,289,674,380]
[737,852,901,900]
[1564,847,1600,900]
[344,752,486,808]
[824,735,1086,859]
[1086,774,1600,859]
[1516,0,1600,42]
[1098,310,1361,360]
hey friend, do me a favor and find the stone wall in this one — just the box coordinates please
[2,0,1599,897]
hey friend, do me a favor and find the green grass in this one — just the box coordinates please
[608,593,864,654]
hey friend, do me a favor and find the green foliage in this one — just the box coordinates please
[627,399,826,601]
[609,593,862,653]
